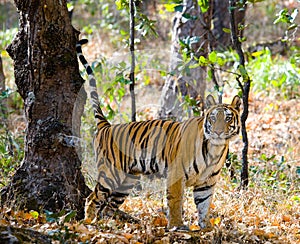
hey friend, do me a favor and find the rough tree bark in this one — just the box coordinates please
[158,0,212,120]
[212,0,246,50]
[158,0,246,120]
[1,0,90,218]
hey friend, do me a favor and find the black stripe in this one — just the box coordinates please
[182,160,189,180]
[193,159,199,174]
[161,121,176,164]
[194,194,212,205]
[78,39,88,45]
[111,191,129,198]
[89,77,97,87]
[194,183,216,192]
[86,66,93,75]
[77,39,107,125]
[150,122,164,173]
[96,182,111,194]
[210,168,221,177]
[79,55,87,66]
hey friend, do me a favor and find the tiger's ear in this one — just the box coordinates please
[206,95,216,108]
[231,95,241,111]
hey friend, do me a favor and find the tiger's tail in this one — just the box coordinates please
[76,39,107,125]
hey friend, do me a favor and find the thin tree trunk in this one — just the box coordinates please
[158,0,212,120]
[229,0,250,188]
[1,0,90,218]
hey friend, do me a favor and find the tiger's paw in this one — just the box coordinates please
[103,207,140,224]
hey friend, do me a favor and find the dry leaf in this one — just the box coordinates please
[152,216,168,227]
[252,229,266,236]
[210,217,221,227]
[282,215,291,222]
[122,233,133,240]
[189,224,200,231]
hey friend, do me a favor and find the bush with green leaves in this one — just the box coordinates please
[247,48,300,98]
[0,90,24,188]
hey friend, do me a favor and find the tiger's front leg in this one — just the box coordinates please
[193,184,215,228]
[167,178,184,229]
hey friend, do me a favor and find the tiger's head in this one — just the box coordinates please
[204,95,241,144]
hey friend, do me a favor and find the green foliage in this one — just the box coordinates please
[0,89,24,188]
[0,132,23,186]
[247,48,300,98]
[197,0,209,13]
[273,7,298,41]
[274,8,298,28]
[224,152,299,195]
[180,96,202,117]
[249,154,299,194]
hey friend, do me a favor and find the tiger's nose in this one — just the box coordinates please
[214,130,223,136]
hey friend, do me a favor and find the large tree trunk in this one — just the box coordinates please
[1,0,90,218]
[158,0,212,120]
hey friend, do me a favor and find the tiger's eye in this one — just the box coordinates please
[225,115,232,122]
[210,115,216,122]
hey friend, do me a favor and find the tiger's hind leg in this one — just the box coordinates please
[85,174,140,223]
[104,175,141,223]
[84,183,111,223]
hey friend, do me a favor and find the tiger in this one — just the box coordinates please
[76,39,241,229]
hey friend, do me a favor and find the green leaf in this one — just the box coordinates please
[199,56,208,65]
[291,195,300,202]
[30,210,39,219]
[239,65,247,76]
[208,51,217,63]
[217,57,225,66]
[182,13,198,20]
[62,211,76,223]
[164,3,180,12]
[198,0,209,13]
[222,27,231,34]
[115,0,126,10]
[274,9,290,24]
[45,210,65,223]
[251,50,265,57]
[174,4,183,12]
[189,63,199,69]
[238,36,247,42]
